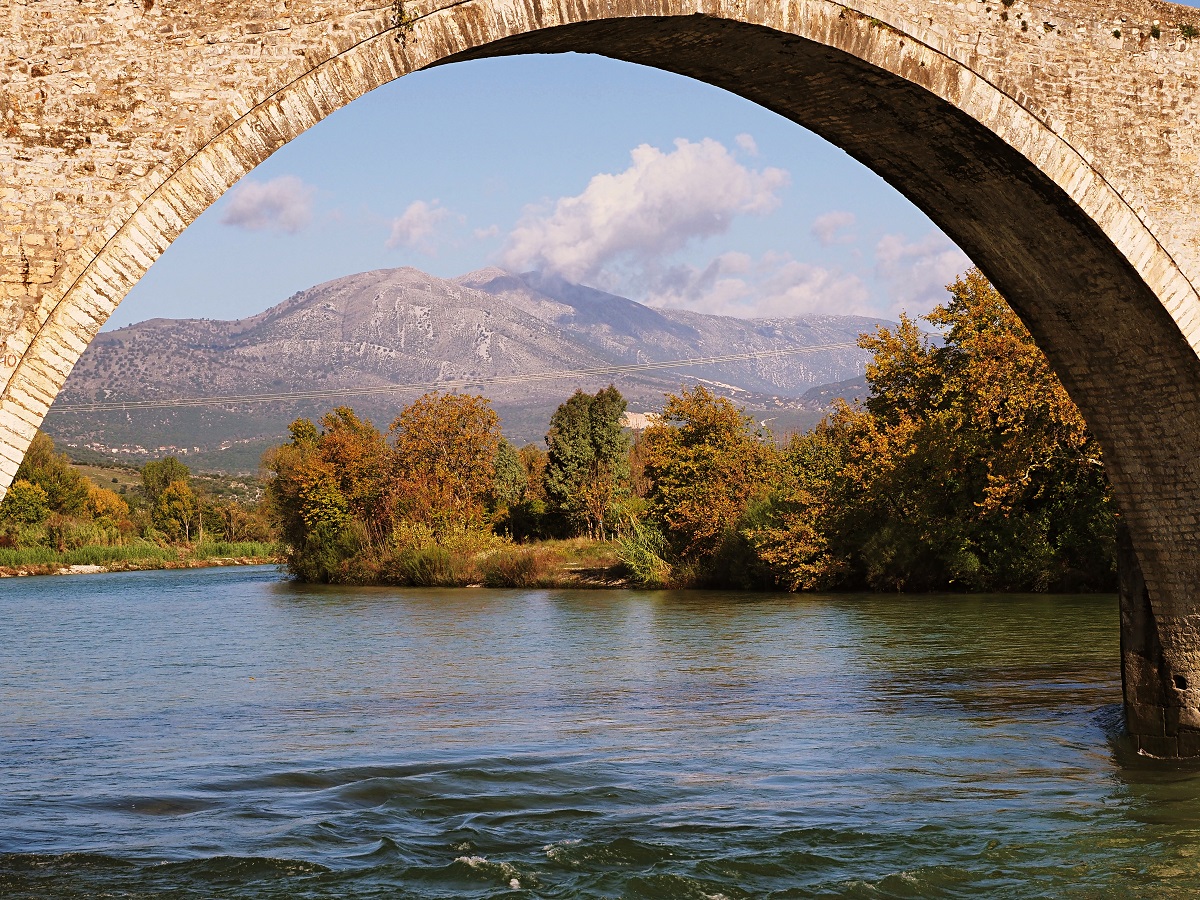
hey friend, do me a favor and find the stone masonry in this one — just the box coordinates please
[4,0,1200,753]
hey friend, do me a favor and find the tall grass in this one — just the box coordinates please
[0,543,178,567]
[0,541,282,569]
[193,541,281,559]
[479,545,563,588]
[616,518,672,589]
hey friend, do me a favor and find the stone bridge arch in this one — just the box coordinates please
[5,0,1200,753]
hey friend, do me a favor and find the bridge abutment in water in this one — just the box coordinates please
[5,0,1200,753]
[1120,525,1200,757]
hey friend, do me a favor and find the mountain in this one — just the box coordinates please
[43,267,888,472]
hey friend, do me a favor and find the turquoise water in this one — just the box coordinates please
[2,566,1198,897]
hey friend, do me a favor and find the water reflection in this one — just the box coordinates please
[5,568,1199,897]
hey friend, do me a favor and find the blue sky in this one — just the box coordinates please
[108,44,1101,328]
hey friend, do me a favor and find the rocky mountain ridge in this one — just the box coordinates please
[45,267,888,471]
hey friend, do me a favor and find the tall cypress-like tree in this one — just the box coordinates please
[544,385,629,538]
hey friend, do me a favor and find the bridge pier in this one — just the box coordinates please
[1119,524,1200,758]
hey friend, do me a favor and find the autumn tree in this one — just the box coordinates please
[642,385,779,570]
[749,268,1115,592]
[86,484,129,523]
[389,392,501,535]
[544,385,630,539]
[518,444,548,503]
[264,410,389,582]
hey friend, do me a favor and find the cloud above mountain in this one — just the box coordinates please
[642,228,970,320]
[501,138,788,283]
[386,200,453,253]
[645,251,873,318]
[221,176,315,234]
[495,137,969,321]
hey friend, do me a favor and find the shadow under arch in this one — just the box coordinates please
[7,0,1200,752]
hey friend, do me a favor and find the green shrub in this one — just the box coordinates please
[288,521,363,583]
[616,518,672,589]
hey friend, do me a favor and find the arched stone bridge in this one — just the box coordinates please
[3,0,1200,754]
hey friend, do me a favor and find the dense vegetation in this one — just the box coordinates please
[0,435,276,570]
[265,269,1117,592]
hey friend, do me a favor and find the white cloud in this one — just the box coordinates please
[645,251,872,319]
[386,200,452,253]
[221,175,314,234]
[734,133,759,156]
[501,138,789,283]
[473,224,501,240]
[811,211,857,247]
[875,231,971,317]
[641,230,971,320]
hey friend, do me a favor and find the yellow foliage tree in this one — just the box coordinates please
[749,268,1114,593]
[86,484,129,522]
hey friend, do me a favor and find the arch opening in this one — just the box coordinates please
[6,1,1200,752]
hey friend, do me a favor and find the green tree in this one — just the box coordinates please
[142,457,191,506]
[16,432,89,515]
[544,385,630,538]
[1,479,49,526]
[492,439,528,509]
[154,478,200,542]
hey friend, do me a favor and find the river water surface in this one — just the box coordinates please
[3,566,1200,897]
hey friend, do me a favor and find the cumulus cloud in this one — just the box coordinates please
[386,200,452,253]
[875,231,971,316]
[811,211,857,247]
[501,138,789,283]
[734,133,759,156]
[642,230,971,319]
[221,175,314,233]
[645,251,873,319]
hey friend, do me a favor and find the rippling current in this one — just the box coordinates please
[3,566,1200,897]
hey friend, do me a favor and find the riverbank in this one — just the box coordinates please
[0,542,283,578]
[344,538,631,590]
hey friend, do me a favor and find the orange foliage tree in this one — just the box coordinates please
[388,392,502,536]
[749,268,1115,592]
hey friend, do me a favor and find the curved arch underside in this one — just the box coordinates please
[4,0,1200,751]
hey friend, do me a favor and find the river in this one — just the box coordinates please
[2,565,1199,897]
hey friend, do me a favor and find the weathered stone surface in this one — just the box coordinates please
[4,0,1200,753]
